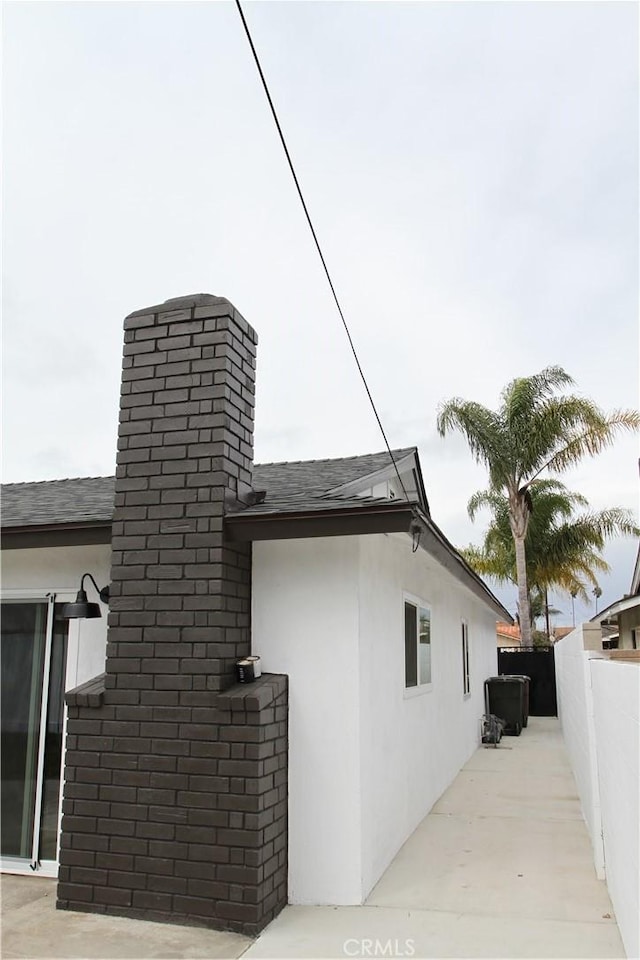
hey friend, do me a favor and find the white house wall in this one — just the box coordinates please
[357,532,498,899]
[252,532,499,907]
[251,537,362,906]
[1,545,111,689]
[5,535,502,908]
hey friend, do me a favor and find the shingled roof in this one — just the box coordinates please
[1,447,420,529]
[2,476,116,528]
[1,446,512,621]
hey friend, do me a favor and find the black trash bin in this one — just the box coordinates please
[503,675,530,727]
[485,676,525,735]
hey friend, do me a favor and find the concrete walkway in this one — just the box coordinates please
[245,717,625,958]
[1,718,625,959]
[0,873,251,959]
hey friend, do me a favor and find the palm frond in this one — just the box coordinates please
[530,409,640,479]
[467,488,508,521]
[460,544,516,585]
[500,367,574,415]
[436,400,511,480]
[463,482,636,603]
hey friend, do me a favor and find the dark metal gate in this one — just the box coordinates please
[497,646,557,716]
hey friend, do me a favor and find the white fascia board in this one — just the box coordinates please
[591,594,640,623]
[630,541,640,596]
[324,453,420,502]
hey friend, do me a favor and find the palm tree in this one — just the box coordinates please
[593,585,603,614]
[460,479,639,639]
[570,587,578,627]
[437,367,639,644]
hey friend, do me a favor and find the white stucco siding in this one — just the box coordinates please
[1,544,110,689]
[357,533,498,899]
[253,532,500,907]
[251,537,362,906]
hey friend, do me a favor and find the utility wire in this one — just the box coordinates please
[235,0,411,504]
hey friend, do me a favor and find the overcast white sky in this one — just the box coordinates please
[3,1,638,623]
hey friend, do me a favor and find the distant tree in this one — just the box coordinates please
[529,589,562,642]
[593,585,603,614]
[437,366,639,644]
[461,479,638,637]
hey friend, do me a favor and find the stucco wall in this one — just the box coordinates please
[555,627,640,959]
[618,606,639,649]
[591,659,640,960]
[252,532,499,905]
[357,533,497,898]
[252,537,362,906]
[554,625,605,876]
[1,544,111,689]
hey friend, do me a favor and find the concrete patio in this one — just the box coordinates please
[1,718,625,959]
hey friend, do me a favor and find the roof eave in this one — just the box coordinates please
[590,593,640,624]
[225,503,415,542]
[411,453,431,517]
[225,502,512,623]
[1,521,112,550]
[320,449,431,516]
[412,508,513,622]
[630,541,640,596]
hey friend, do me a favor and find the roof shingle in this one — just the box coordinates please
[1,448,416,529]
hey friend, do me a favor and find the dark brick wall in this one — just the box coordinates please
[57,296,288,935]
[59,673,287,934]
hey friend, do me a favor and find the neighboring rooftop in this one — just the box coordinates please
[497,622,521,646]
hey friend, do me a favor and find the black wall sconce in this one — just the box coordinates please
[61,573,110,619]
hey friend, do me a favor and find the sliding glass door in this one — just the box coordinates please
[1,598,68,872]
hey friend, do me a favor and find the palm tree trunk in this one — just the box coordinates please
[509,489,532,646]
[545,587,551,643]
[514,534,532,645]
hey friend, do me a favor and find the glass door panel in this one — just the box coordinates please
[0,599,68,870]
[1,602,47,859]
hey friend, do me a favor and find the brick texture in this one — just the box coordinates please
[57,296,288,936]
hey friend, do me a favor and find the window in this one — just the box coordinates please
[461,621,470,696]
[404,597,431,688]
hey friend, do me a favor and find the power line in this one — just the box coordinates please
[234,0,411,504]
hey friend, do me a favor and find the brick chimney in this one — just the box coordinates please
[58,296,288,935]
[110,294,257,693]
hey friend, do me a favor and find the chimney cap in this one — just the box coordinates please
[125,294,232,319]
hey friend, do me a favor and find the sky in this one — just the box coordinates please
[3,0,639,625]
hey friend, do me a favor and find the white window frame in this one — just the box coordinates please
[461,619,471,697]
[403,592,432,698]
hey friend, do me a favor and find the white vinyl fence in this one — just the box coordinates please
[555,626,639,960]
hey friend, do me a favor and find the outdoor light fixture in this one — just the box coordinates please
[61,572,110,619]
